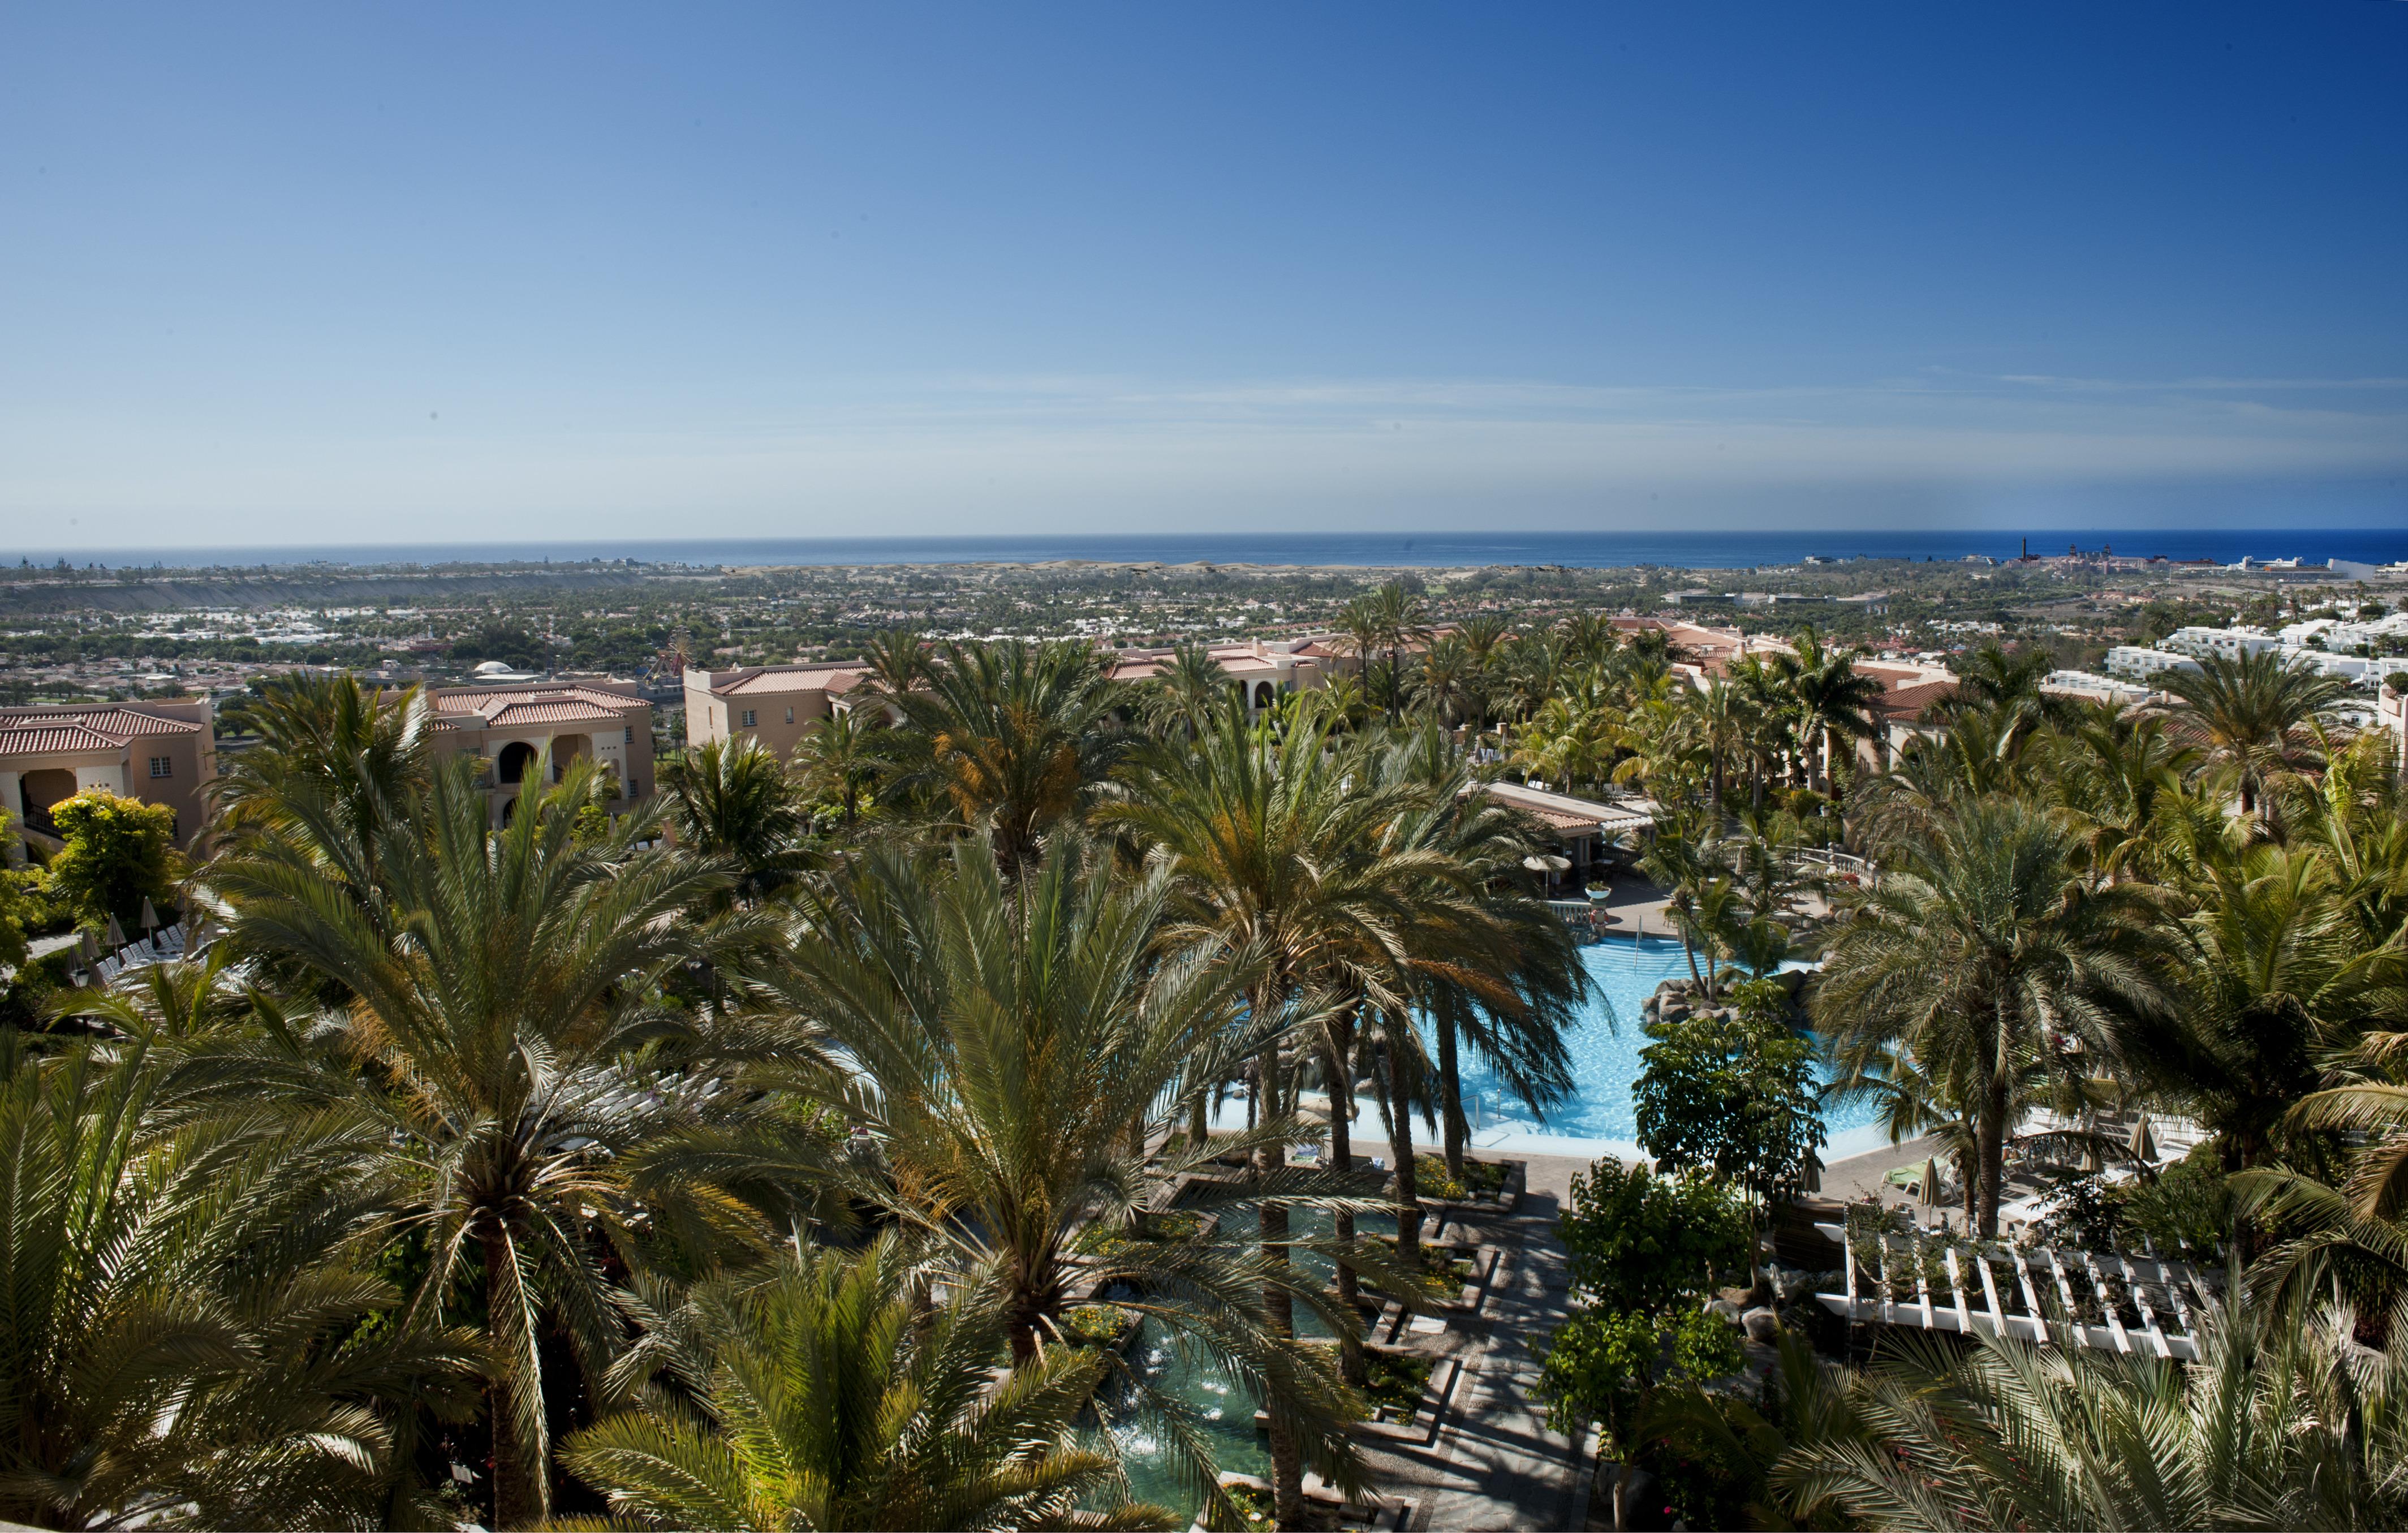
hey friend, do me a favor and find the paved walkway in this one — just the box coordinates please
[1360,1153,1592,1531]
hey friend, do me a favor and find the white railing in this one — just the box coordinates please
[1816,1215,2215,1360]
[1790,847,1877,882]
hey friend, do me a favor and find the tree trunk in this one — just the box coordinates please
[1385,1034,1423,1269]
[1976,1082,2008,1238]
[1256,1038,1306,1525]
[1326,1027,1365,1388]
[1438,1007,1467,1187]
[481,1224,545,1530]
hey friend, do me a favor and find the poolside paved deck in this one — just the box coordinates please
[1358,1152,1594,1531]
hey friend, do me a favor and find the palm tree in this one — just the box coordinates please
[1328,583,1429,722]
[560,1233,1170,1532]
[787,707,886,830]
[2043,704,2200,883]
[0,1029,479,1531]
[684,833,1369,1519]
[1143,641,1237,740]
[1104,713,1432,1518]
[1772,628,1884,799]
[1815,798,2168,1235]
[1366,730,1588,1186]
[886,639,1129,869]
[660,736,816,903]
[1773,1298,2408,1531]
[212,668,434,836]
[2123,843,2393,1174]
[2156,648,2351,816]
[208,670,435,903]
[1407,632,1480,730]
[1636,815,1728,993]
[855,626,935,700]
[204,759,746,1527]
[1935,642,2078,747]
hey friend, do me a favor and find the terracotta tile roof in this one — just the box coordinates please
[1874,679,1958,720]
[0,723,128,756]
[716,666,869,697]
[434,686,643,730]
[0,705,202,742]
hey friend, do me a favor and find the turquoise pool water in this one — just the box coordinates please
[1442,936,1881,1153]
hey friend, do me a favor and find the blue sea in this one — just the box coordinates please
[14,527,2408,572]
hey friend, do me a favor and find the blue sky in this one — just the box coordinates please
[4,2,2404,546]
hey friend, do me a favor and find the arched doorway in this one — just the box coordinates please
[1253,681,1275,710]
[497,741,537,785]
[550,734,588,783]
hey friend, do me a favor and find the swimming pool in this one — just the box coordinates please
[1442,935,1887,1162]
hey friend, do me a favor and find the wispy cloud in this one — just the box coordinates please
[6,369,2405,540]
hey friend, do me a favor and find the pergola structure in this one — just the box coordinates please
[1814,1214,2217,1361]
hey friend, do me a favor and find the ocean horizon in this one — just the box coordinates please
[11,527,2408,573]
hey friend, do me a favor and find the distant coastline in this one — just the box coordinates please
[11,527,2408,573]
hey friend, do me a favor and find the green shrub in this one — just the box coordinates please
[43,793,183,929]
[1558,1159,1751,1315]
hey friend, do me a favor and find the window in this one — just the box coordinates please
[148,756,172,778]
[784,707,794,725]
[740,709,757,728]
[624,726,634,744]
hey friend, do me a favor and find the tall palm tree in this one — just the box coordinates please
[204,760,746,1527]
[1936,642,2078,747]
[1772,628,1884,798]
[1329,583,1429,722]
[678,833,1369,1518]
[561,1233,1170,1532]
[0,1029,479,1532]
[886,639,1129,869]
[2156,648,2351,816]
[1407,632,1480,730]
[660,737,816,903]
[1368,730,1587,1186]
[1815,798,2168,1235]
[1452,614,1511,743]
[1104,713,1432,1519]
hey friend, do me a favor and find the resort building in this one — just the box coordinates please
[1,698,218,862]
[425,679,656,827]
[1104,639,1334,713]
[683,663,875,755]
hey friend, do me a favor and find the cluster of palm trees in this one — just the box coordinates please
[0,640,1590,1531]
[1807,645,2407,1259]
